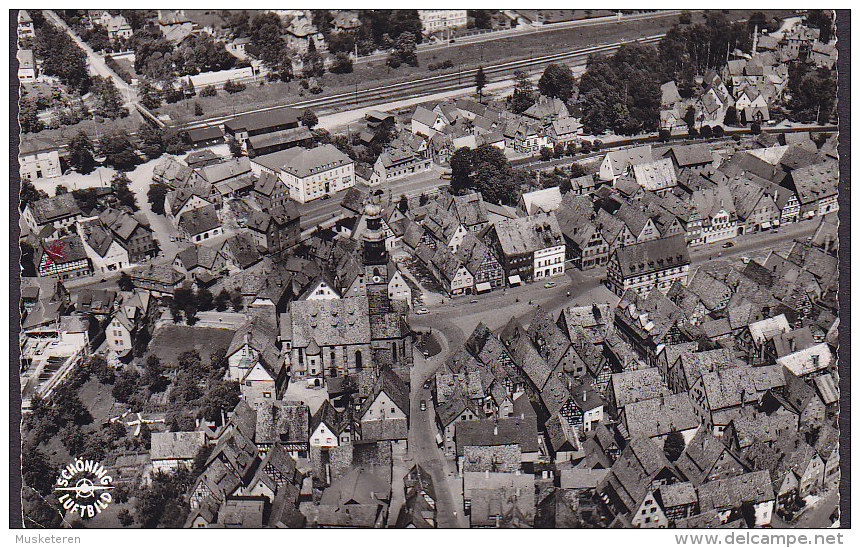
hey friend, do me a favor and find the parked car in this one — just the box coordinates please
[420,400,427,411]
[470,298,478,303]
[722,241,734,248]
[544,281,556,288]
[415,307,429,315]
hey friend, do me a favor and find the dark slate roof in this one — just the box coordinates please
[454,415,539,456]
[614,235,690,279]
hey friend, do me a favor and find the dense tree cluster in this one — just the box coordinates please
[450,144,520,205]
[806,10,834,44]
[786,63,837,124]
[33,19,92,94]
[579,44,662,135]
[67,131,96,174]
[90,76,125,119]
[130,25,239,80]
[538,63,576,102]
[658,13,754,87]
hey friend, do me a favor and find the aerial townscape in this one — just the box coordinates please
[17,8,841,530]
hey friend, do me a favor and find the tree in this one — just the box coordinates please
[301,109,319,129]
[19,95,44,133]
[475,66,487,101]
[724,106,738,126]
[227,138,243,158]
[330,52,353,74]
[138,79,162,110]
[67,131,96,174]
[196,288,214,311]
[539,147,553,161]
[398,195,409,213]
[509,70,535,114]
[111,172,139,210]
[806,10,834,43]
[579,45,661,135]
[193,102,204,116]
[112,368,141,403]
[20,180,48,212]
[199,380,241,422]
[214,289,231,312]
[199,85,217,97]
[750,122,762,135]
[712,125,725,138]
[539,63,576,102]
[450,144,518,205]
[133,469,193,528]
[118,508,134,527]
[181,78,196,98]
[700,125,713,138]
[683,105,697,130]
[663,430,686,461]
[223,79,247,94]
[91,76,124,119]
[659,128,671,141]
[118,271,134,291]
[392,31,419,67]
[22,442,55,495]
[473,10,493,29]
[147,182,169,215]
[100,131,140,171]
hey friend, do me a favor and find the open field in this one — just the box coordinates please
[146,325,235,366]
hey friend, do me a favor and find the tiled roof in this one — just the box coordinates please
[455,415,539,456]
[622,392,699,439]
[611,368,668,409]
[614,234,690,278]
[225,106,300,133]
[493,212,564,256]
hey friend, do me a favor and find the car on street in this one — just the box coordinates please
[544,281,556,288]
[470,298,478,303]
[423,379,431,389]
[415,307,429,315]
[321,194,331,200]
[722,241,734,248]
[420,400,427,411]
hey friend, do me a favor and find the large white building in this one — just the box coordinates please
[19,138,64,182]
[251,144,355,204]
[418,10,468,34]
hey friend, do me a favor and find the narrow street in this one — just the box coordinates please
[406,350,470,528]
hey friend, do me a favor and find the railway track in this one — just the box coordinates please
[179,35,663,131]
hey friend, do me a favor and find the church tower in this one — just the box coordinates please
[362,192,389,268]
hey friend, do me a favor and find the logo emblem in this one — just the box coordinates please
[54,458,114,518]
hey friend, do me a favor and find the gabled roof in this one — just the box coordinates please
[225,106,300,133]
[27,193,82,224]
[622,393,699,439]
[613,235,690,278]
[455,415,539,456]
[790,159,838,205]
[361,368,410,419]
[603,145,654,174]
[520,187,563,215]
